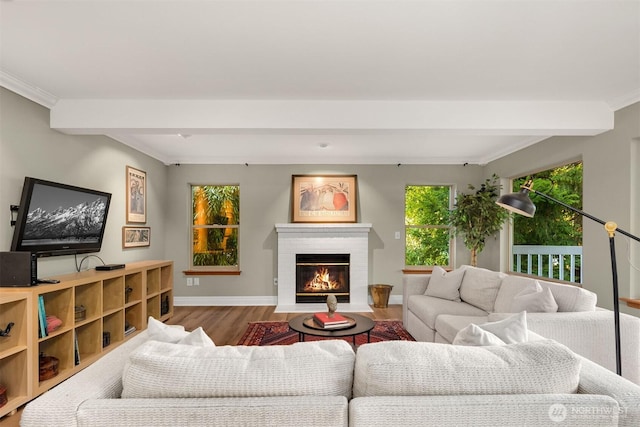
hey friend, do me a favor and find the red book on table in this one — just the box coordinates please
[313,312,349,327]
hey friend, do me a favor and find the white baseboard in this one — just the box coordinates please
[174,295,402,307]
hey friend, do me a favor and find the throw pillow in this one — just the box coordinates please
[477,311,528,344]
[511,282,559,313]
[147,316,189,343]
[177,327,215,347]
[453,323,506,346]
[458,265,505,312]
[424,266,464,301]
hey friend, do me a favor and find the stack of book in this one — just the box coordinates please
[313,312,350,329]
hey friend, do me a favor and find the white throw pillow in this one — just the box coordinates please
[458,266,505,312]
[177,327,215,347]
[453,323,506,346]
[147,316,189,343]
[424,266,464,301]
[478,311,528,344]
[511,282,559,313]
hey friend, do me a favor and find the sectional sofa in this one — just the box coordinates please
[403,265,640,384]
[20,328,640,427]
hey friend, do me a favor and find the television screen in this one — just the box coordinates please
[11,177,112,257]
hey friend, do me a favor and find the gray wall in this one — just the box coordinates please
[165,164,483,302]
[488,102,640,315]
[0,88,168,277]
[3,86,638,315]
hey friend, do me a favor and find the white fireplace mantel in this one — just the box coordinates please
[275,223,373,313]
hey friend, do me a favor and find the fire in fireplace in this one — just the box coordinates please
[296,254,350,303]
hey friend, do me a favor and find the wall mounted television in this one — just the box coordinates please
[11,177,112,258]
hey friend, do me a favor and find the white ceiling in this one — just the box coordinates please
[1,0,639,165]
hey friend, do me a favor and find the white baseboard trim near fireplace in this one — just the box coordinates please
[173,295,402,308]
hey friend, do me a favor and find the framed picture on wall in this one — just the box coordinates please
[122,226,150,248]
[126,166,146,223]
[291,174,357,223]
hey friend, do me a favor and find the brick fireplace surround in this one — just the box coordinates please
[275,223,373,313]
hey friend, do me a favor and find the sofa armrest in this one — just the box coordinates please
[402,274,430,325]
[578,357,640,427]
[488,311,640,385]
[21,331,149,427]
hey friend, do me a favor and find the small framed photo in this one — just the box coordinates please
[122,226,150,248]
[291,175,357,223]
[126,166,146,223]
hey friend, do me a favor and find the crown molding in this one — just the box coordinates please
[608,89,640,112]
[0,70,58,109]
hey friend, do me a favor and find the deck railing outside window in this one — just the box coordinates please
[512,245,583,284]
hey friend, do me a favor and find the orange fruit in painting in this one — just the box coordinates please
[333,192,348,210]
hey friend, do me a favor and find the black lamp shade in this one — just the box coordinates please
[496,189,536,217]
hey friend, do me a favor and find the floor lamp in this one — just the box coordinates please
[496,179,640,376]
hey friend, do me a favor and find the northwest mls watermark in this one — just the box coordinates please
[548,403,626,423]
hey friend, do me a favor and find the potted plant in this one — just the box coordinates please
[449,174,509,266]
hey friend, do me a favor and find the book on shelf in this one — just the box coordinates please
[38,295,48,338]
[74,332,80,365]
[313,312,349,327]
[124,323,137,336]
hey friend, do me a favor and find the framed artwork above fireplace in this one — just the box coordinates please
[291,174,357,223]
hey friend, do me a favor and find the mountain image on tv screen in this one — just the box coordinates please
[22,184,109,245]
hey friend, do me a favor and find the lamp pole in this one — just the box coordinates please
[498,181,640,376]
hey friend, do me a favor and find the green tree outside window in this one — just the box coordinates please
[191,185,240,270]
[405,185,453,268]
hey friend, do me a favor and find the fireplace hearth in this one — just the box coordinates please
[296,254,350,303]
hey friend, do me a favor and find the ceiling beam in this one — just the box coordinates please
[50,99,613,136]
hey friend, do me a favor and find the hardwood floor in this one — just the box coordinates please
[166,304,404,346]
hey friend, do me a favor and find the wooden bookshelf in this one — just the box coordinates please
[0,260,173,418]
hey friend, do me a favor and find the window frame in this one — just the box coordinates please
[507,161,583,284]
[189,183,240,273]
[404,184,455,271]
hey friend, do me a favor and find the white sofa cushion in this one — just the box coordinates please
[147,317,215,347]
[408,295,488,329]
[434,315,489,343]
[477,311,528,344]
[424,266,464,301]
[453,312,528,345]
[147,316,189,342]
[494,275,596,313]
[122,339,355,399]
[511,283,559,313]
[458,265,506,312]
[177,327,215,347]
[452,324,506,346]
[353,340,581,397]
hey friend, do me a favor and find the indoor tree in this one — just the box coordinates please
[449,174,509,266]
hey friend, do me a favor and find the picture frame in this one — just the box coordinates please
[122,226,150,248]
[126,166,146,223]
[291,174,357,223]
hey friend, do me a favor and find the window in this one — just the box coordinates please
[191,185,239,271]
[405,185,453,269]
[510,162,583,283]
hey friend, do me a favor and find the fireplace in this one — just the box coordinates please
[296,254,350,303]
[275,223,372,313]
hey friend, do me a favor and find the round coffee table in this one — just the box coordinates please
[288,313,375,345]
